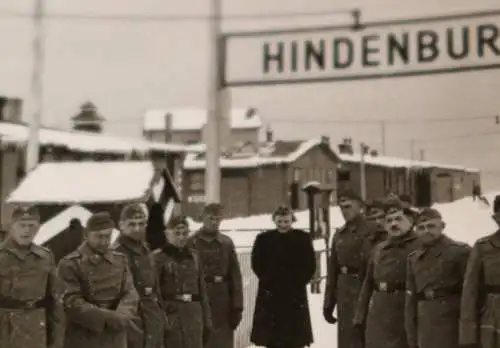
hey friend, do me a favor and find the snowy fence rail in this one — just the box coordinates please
[234,246,328,348]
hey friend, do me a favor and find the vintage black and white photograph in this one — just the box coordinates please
[0,0,499,347]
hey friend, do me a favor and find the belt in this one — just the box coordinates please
[416,286,461,301]
[337,265,359,275]
[486,285,500,294]
[204,275,227,284]
[0,296,49,310]
[375,281,405,293]
[165,294,201,303]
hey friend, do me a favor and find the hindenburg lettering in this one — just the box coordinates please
[304,40,325,71]
[387,33,409,65]
[263,41,284,73]
[362,35,380,67]
[417,30,439,63]
[447,27,469,60]
[332,37,354,69]
[477,24,500,57]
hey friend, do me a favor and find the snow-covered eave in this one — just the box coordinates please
[183,138,323,170]
[7,195,149,205]
[0,123,200,155]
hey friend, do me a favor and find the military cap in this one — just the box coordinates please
[383,198,415,217]
[416,208,442,224]
[201,203,223,216]
[338,189,363,203]
[271,205,297,222]
[11,205,40,222]
[86,212,115,232]
[494,195,500,214]
[365,199,385,217]
[120,203,147,221]
[166,215,189,229]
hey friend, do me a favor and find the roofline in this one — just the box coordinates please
[7,196,148,205]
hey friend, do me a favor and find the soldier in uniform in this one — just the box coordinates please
[353,199,420,348]
[186,203,244,348]
[405,208,470,348]
[113,203,165,348]
[57,211,139,348]
[459,194,500,348]
[323,190,375,348]
[154,216,213,348]
[0,205,65,348]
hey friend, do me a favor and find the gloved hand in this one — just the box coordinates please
[323,307,337,324]
[229,309,243,330]
[104,311,129,331]
[203,327,213,345]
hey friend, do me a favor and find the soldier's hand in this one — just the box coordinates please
[323,307,337,324]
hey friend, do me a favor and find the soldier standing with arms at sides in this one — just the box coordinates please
[405,208,470,348]
[459,194,500,348]
[186,203,244,348]
[154,216,213,348]
[112,203,165,348]
[353,199,420,348]
[323,190,374,348]
[57,211,139,348]
[0,205,65,348]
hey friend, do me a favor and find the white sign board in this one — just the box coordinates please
[223,12,500,86]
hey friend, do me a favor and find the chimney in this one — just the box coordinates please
[362,144,370,155]
[266,126,273,142]
[370,149,379,156]
[0,98,23,123]
[337,137,354,155]
[246,107,256,119]
[164,113,172,142]
[321,135,330,144]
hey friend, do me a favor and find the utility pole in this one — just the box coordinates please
[419,149,425,161]
[204,0,223,203]
[26,0,44,173]
[380,120,386,155]
[360,142,367,200]
[410,138,415,161]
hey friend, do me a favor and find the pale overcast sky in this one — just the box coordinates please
[1,0,500,189]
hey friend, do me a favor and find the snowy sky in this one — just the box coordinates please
[1,0,500,188]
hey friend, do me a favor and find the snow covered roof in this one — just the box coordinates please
[143,107,262,132]
[338,152,480,173]
[34,205,120,245]
[183,137,335,170]
[0,122,200,155]
[7,161,178,204]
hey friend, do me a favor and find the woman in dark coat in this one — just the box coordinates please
[250,206,316,348]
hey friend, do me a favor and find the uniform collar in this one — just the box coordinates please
[384,231,417,248]
[0,238,44,260]
[118,235,148,255]
[78,242,115,264]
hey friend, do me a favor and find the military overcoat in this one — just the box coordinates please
[0,240,65,348]
[323,216,379,348]
[405,235,470,348]
[57,243,139,348]
[354,232,420,348]
[459,231,500,348]
[154,243,212,348]
[186,230,244,348]
[112,235,165,348]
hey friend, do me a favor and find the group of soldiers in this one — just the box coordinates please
[0,202,243,348]
[323,190,500,348]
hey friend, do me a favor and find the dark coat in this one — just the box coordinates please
[324,217,379,348]
[57,242,139,348]
[250,229,316,347]
[112,236,165,348]
[153,243,212,348]
[405,235,470,348]
[354,232,421,348]
[459,230,500,348]
[186,230,244,348]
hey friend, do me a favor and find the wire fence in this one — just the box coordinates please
[234,244,328,348]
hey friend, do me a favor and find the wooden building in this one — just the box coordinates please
[335,140,480,207]
[182,136,339,219]
[7,161,181,251]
